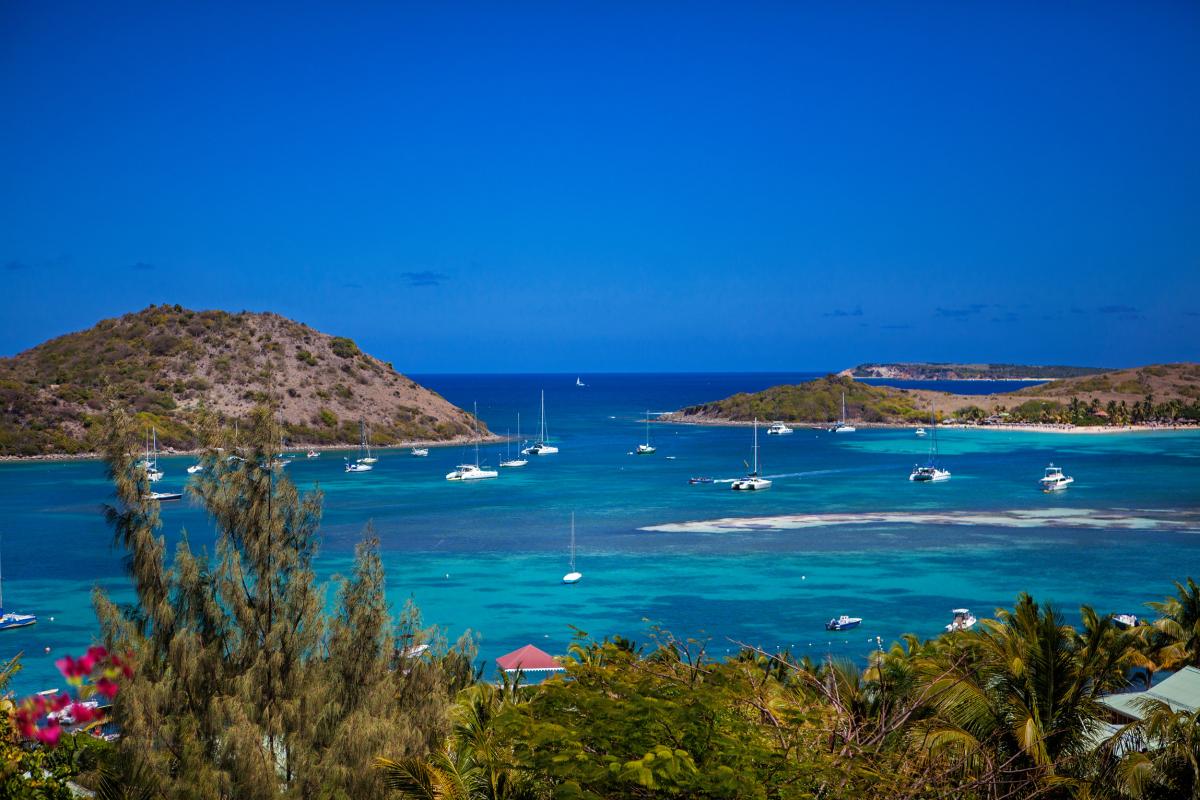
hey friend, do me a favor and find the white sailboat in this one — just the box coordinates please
[522,390,559,455]
[636,410,656,454]
[831,392,856,433]
[447,402,499,481]
[576,377,585,387]
[356,421,378,464]
[731,419,771,491]
[0,540,37,631]
[345,423,374,472]
[139,428,164,482]
[562,512,582,584]
[500,413,528,468]
[910,407,951,482]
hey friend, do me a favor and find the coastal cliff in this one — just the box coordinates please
[0,305,484,456]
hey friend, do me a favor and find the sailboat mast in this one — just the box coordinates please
[569,512,576,571]
[753,418,759,474]
[474,402,480,466]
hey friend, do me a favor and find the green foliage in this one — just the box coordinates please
[296,349,318,366]
[331,337,360,359]
[678,375,926,424]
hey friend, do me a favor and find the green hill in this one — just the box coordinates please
[0,304,483,456]
[669,375,930,424]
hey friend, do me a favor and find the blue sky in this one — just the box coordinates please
[2,1,1198,372]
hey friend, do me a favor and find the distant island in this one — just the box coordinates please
[666,363,1200,429]
[0,304,485,457]
[843,362,1109,381]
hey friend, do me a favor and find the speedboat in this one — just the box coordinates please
[732,419,771,491]
[689,476,714,485]
[345,460,373,473]
[1039,464,1074,492]
[0,611,37,630]
[825,615,862,631]
[910,465,951,482]
[306,449,320,458]
[915,428,926,437]
[147,491,183,502]
[445,463,498,481]
[767,421,793,435]
[186,464,204,474]
[411,447,429,457]
[1112,613,1141,629]
[944,608,977,632]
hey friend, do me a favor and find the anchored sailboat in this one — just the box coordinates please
[910,406,951,482]
[357,421,378,464]
[500,412,528,468]
[447,402,498,481]
[139,428,164,482]
[731,419,771,490]
[830,392,856,433]
[522,391,559,455]
[636,410,656,454]
[562,513,582,584]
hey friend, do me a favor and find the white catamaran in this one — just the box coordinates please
[636,410,656,454]
[522,390,559,455]
[910,407,951,482]
[731,419,771,491]
[447,402,499,481]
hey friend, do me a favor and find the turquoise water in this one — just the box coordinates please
[2,372,1199,694]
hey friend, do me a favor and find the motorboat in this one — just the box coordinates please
[1039,464,1074,492]
[499,414,528,468]
[910,405,951,482]
[148,491,183,502]
[448,402,498,481]
[636,410,656,454]
[562,512,582,584]
[411,447,429,457]
[731,419,772,491]
[766,421,793,435]
[186,464,204,474]
[829,392,856,433]
[521,390,559,455]
[306,449,320,458]
[1112,613,1141,629]
[0,543,36,630]
[689,476,714,485]
[825,615,862,631]
[945,608,977,632]
[915,428,926,437]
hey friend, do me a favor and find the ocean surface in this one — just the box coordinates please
[2,372,1198,695]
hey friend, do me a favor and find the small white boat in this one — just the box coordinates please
[0,542,37,630]
[945,608,977,632]
[521,390,559,455]
[345,460,373,473]
[915,428,926,437]
[576,377,586,387]
[499,414,528,468]
[766,421,793,435]
[731,419,772,491]
[825,615,862,631]
[1039,464,1074,492]
[1112,613,1141,629]
[636,410,656,454]
[448,402,499,481]
[829,392,856,433]
[186,464,204,474]
[356,421,378,464]
[147,491,183,502]
[411,447,429,457]
[306,449,320,459]
[562,512,582,584]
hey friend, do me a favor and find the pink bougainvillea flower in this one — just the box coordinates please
[14,707,38,738]
[35,720,62,746]
[94,677,119,699]
[86,645,108,662]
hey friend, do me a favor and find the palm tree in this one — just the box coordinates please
[1114,701,1200,798]
[1145,578,1200,672]
[910,596,1141,795]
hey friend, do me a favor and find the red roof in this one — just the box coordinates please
[496,644,563,672]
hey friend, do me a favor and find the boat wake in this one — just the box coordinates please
[640,507,1200,534]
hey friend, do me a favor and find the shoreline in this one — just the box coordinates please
[656,417,1196,435]
[0,434,509,464]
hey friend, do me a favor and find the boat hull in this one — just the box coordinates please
[562,572,582,584]
[0,614,37,630]
[731,478,771,491]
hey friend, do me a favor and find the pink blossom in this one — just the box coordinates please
[35,720,62,746]
[94,677,120,699]
[69,703,97,723]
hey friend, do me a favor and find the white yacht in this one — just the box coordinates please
[944,608,977,632]
[1039,464,1074,492]
[767,421,793,435]
[147,490,183,502]
[830,392,856,433]
[447,402,498,481]
[0,541,37,631]
[500,413,528,468]
[186,463,204,474]
[731,419,772,491]
[636,410,656,454]
[562,512,582,584]
[910,405,951,482]
[411,447,429,458]
[344,459,373,473]
[356,421,378,464]
[522,390,559,455]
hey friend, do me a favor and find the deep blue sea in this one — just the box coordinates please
[2,372,1198,695]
